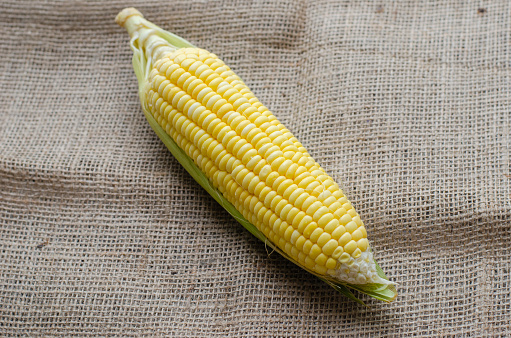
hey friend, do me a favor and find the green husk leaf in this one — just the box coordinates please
[127,16,397,304]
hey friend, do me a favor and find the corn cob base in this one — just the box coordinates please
[116,8,396,300]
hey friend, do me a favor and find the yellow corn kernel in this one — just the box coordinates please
[325,258,337,270]
[331,246,343,259]
[323,219,340,233]
[352,215,362,226]
[317,232,332,247]
[312,206,330,223]
[309,228,323,243]
[302,240,313,255]
[345,221,358,233]
[303,222,318,238]
[314,253,328,266]
[352,248,362,258]
[339,252,351,263]
[322,239,339,256]
[351,228,363,241]
[344,240,358,254]
[290,230,300,245]
[357,238,369,252]
[360,226,367,238]
[283,226,294,241]
[295,235,306,251]
[339,213,352,226]
[331,225,346,240]
[296,215,312,232]
[317,213,334,228]
[309,244,322,259]
[328,201,343,213]
[304,256,316,269]
[314,264,328,275]
[338,232,352,246]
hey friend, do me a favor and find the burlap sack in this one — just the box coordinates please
[1,1,510,336]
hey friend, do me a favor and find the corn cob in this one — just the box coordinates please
[116,8,396,303]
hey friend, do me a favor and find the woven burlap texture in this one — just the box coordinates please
[1,0,510,336]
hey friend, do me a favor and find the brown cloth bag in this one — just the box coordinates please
[1,1,509,336]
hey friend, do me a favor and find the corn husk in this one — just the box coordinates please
[117,8,397,305]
